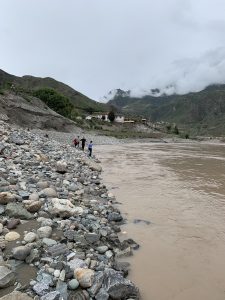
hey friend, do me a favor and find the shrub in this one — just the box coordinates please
[33,88,76,119]
[173,125,179,135]
[108,111,115,122]
[166,124,171,132]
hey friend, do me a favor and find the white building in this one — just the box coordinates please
[86,113,125,123]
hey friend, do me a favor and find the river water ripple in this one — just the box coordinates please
[97,142,225,300]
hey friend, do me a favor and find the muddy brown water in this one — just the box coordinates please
[96,142,225,300]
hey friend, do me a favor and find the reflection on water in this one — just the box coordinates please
[97,142,225,300]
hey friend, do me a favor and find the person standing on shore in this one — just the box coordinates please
[88,141,93,157]
[77,136,80,148]
[80,136,87,151]
[73,135,80,148]
[73,137,78,148]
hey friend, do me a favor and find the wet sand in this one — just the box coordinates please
[97,142,225,300]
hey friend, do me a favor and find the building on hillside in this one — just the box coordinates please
[85,113,125,123]
[85,113,109,121]
[115,115,125,123]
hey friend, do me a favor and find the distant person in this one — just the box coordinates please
[80,136,87,151]
[88,141,93,157]
[77,136,80,148]
[73,137,79,148]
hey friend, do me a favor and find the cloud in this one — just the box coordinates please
[1,0,225,100]
[125,47,225,98]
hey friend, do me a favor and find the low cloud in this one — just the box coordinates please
[127,47,225,98]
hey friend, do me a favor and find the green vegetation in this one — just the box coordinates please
[166,124,171,132]
[108,111,115,122]
[173,125,179,135]
[0,69,108,117]
[109,84,225,136]
[33,88,77,119]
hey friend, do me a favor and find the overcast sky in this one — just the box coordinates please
[1,0,225,100]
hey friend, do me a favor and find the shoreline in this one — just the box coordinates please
[0,121,140,300]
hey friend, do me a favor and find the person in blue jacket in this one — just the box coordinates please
[88,141,93,157]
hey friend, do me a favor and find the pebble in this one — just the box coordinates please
[37,226,52,238]
[68,278,79,290]
[24,232,37,243]
[5,231,20,241]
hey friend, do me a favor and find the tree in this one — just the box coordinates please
[33,88,75,119]
[173,125,179,135]
[108,111,115,122]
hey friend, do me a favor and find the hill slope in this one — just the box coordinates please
[0,91,78,131]
[0,69,106,113]
[108,85,225,136]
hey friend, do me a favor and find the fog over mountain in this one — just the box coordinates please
[103,47,225,100]
[1,0,225,100]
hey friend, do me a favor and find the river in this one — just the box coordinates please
[96,142,225,300]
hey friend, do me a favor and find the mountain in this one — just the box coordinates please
[0,69,107,113]
[108,85,225,136]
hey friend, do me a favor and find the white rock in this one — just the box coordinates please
[5,232,20,241]
[54,270,60,278]
[24,232,37,243]
[49,198,83,218]
[56,161,67,173]
[37,226,52,238]
[59,270,65,281]
[63,180,70,186]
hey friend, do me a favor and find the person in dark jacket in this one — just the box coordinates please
[80,136,87,151]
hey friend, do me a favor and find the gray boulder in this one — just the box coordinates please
[102,268,139,299]
[12,245,31,260]
[0,192,15,205]
[33,282,49,296]
[85,232,100,244]
[95,288,109,300]
[0,291,33,300]
[0,266,15,288]
[108,212,123,222]
[5,203,33,219]
[67,258,87,272]
[56,280,68,300]
[40,188,58,198]
[40,291,60,300]
[37,226,52,238]
[87,271,104,297]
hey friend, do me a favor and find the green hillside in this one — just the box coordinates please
[0,69,107,115]
[109,85,225,136]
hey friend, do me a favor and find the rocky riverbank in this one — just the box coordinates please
[0,121,139,300]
